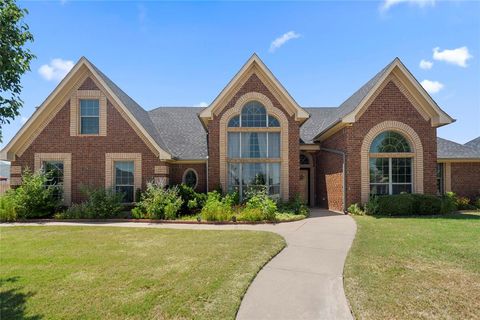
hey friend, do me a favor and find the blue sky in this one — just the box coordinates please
[2,0,479,148]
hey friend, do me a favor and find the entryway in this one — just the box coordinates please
[300,152,314,206]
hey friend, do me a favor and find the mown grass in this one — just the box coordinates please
[344,211,480,319]
[0,226,285,319]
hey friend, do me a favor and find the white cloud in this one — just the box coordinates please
[21,116,28,124]
[194,102,208,108]
[269,31,301,53]
[419,59,433,70]
[380,0,435,12]
[420,79,444,94]
[433,46,473,67]
[38,58,74,81]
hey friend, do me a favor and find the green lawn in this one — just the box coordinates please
[344,211,480,320]
[0,226,285,319]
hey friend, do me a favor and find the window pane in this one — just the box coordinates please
[369,158,389,183]
[241,132,267,158]
[370,184,389,195]
[241,101,266,127]
[268,133,280,158]
[116,186,134,203]
[392,158,412,183]
[370,131,411,153]
[81,117,99,134]
[184,170,197,188]
[228,132,240,158]
[80,99,99,116]
[228,116,240,127]
[115,161,134,186]
[392,184,412,194]
[268,115,280,127]
[437,163,444,194]
[300,154,309,165]
[43,161,64,201]
[242,163,267,186]
[268,163,280,186]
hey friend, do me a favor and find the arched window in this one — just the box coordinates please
[300,154,310,166]
[369,131,413,195]
[227,101,281,199]
[183,169,198,189]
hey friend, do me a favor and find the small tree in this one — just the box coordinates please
[0,0,35,140]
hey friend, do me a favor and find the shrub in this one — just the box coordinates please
[56,187,123,219]
[445,192,476,210]
[440,194,457,214]
[176,184,206,215]
[475,197,480,209]
[237,208,266,222]
[347,203,365,215]
[12,169,60,219]
[277,194,309,216]
[200,191,233,221]
[243,187,277,221]
[0,191,18,222]
[368,193,453,216]
[133,183,183,219]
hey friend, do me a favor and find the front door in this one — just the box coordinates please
[299,169,310,205]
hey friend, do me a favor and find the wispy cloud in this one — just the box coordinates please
[21,116,28,124]
[433,46,473,67]
[419,59,433,70]
[269,31,301,53]
[38,58,74,81]
[380,0,436,12]
[138,4,148,32]
[194,102,208,108]
[421,79,444,94]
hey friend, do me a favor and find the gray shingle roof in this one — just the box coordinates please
[465,137,480,150]
[148,107,208,160]
[300,108,339,143]
[88,59,172,156]
[437,137,480,159]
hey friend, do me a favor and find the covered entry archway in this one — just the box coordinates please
[299,152,315,206]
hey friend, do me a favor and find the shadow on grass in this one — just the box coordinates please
[0,277,42,320]
[371,211,480,220]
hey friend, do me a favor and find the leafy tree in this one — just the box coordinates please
[0,0,35,140]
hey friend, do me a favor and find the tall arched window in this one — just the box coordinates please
[369,131,413,195]
[227,101,281,199]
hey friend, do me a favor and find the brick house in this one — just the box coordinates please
[1,54,479,212]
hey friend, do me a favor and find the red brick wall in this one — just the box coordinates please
[317,128,347,212]
[345,80,437,205]
[206,74,301,199]
[451,162,480,199]
[169,163,207,193]
[11,82,165,203]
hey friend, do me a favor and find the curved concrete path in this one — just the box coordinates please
[2,209,356,320]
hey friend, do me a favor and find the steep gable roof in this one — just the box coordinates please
[313,58,454,141]
[199,54,310,125]
[1,57,172,160]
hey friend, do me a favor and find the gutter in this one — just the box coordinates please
[321,147,347,214]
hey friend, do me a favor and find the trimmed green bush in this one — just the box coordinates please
[277,194,309,216]
[132,183,183,219]
[56,187,123,219]
[367,193,454,216]
[200,191,234,221]
[176,184,207,215]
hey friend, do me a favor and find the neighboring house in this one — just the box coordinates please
[1,54,479,211]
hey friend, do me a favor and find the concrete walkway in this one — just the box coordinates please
[3,209,356,320]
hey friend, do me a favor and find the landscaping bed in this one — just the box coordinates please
[0,226,285,319]
[344,211,480,319]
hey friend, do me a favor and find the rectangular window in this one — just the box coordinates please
[370,157,412,196]
[228,132,280,159]
[227,162,280,199]
[80,99,100,134]
[115,161,134,202]
[437,163,444,195]
[43,161,64,201]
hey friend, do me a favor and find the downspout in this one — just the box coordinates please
[205,132,209,192]
[321,147,347,214]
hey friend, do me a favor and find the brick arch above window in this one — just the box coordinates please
[360,120,424,203]
[219,92,290,199]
